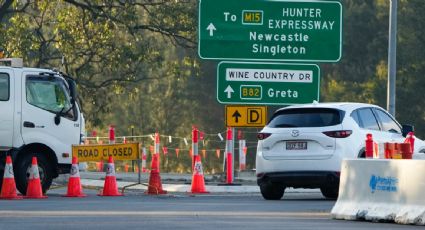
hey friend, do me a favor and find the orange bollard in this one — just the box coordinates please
[404,132,415,153]
[226,128,233,184]
[365,134,374,158]
[109,125,115,144]
[398,143,413,159]
[384,143,397,159]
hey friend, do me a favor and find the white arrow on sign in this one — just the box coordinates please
[224,85,234,99]
[206,23,216,36]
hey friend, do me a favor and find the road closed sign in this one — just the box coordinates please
[72,143,140,162]
[226,105,267,127]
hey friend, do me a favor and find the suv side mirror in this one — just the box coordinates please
[402,124,414,137]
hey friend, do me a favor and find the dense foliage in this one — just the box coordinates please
[1,0,425,172]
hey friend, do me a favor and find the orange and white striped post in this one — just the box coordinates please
[239,140,246,171]
[365,133,374,158]
[404,132,415,153]
[226,127,233,184]
[192,126,199,170]
[109,125,115,144]
[153,133,161,172]
[238,130,246,171]
[141,147,147,173]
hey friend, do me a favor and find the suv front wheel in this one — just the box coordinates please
[260,183,285,200]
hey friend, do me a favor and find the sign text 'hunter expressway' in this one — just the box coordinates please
[198,0,342,62]
[217,62,320,105]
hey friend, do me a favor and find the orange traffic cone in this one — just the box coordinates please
[98,156,123,196]
[25,157,47,199]
[0,156,23,199]
[64,157,86,197]
[146,154,167,195]
[191,155,209,194]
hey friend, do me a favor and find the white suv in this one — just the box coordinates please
[256,102,425,200]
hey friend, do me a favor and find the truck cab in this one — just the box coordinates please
[0,58,84,194]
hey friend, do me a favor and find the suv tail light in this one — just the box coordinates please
[257,132,272,140]
[323,130,352,138]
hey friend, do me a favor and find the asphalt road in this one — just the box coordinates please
[0,188,422,230]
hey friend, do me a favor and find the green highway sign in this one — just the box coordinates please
[217,62,320,105]
[199,0,342,62]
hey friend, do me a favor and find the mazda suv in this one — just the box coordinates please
[256,102,425,200]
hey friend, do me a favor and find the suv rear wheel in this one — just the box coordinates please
[320,186,339,199]
[260,183,285,200]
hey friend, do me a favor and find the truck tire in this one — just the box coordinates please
[15,153,53,195]
[260,183,285,200]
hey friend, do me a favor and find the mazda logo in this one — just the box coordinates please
[291,130,299,137]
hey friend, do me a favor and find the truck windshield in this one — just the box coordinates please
[26,75,73,116]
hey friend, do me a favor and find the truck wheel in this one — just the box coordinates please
[15,153,53,195]
[260,183,285,200]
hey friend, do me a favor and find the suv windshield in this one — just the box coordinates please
[26,75,73,115]
[268,108,343,128]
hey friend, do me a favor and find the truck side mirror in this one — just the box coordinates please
[402,124,414,137]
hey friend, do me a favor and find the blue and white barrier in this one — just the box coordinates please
[331,159,425,225]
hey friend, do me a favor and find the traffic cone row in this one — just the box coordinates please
[367,133,414,159]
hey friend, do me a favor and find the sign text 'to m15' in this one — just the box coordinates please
[198,0,342,62]
[217,62,320,105]
[72,143,140,162]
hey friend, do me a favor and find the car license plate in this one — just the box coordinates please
[286,141,307,150]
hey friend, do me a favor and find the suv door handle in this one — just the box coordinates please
[23,121,35,128]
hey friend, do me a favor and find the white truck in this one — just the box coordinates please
[0,58,85,194]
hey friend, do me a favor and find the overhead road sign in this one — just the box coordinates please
[72,143,140,162]
[225,105,267,127]
[217,62,320,105]
[198,0,342,62]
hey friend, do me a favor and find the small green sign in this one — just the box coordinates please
[217,62,320,105]
[240,85,262,100]
[199,0,342,62]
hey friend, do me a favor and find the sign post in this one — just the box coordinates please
[199,0,342,62]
